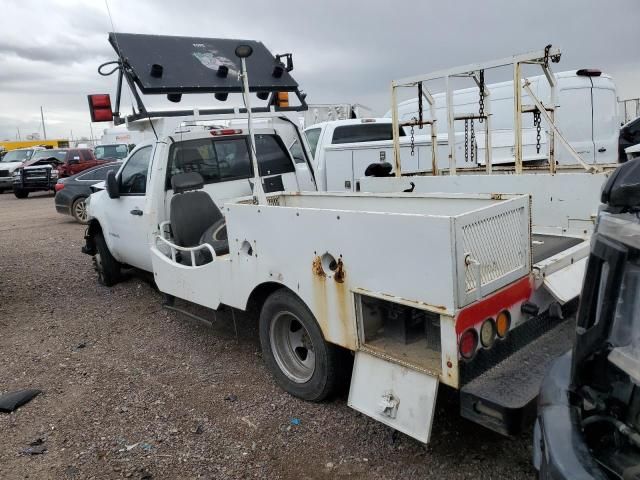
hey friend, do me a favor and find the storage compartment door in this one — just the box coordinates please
[324,149,354,191]
[348,351,439,444]
[543,256,587,304]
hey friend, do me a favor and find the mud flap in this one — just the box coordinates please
[347,351,439,443]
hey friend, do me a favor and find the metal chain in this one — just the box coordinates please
[470,120,475,163]
[543,44,550,68]
[410,122,415,156]
[418,82,424,130]
[478,69,485,124]
[464,119,469,162]
[534,110,541,153]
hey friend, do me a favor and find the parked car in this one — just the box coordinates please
[619,116,640,161]
[94,143,130,162]
[533,160,640,479]
[54,162,121,224]
[0,147,45,193]
[13,148,107,198]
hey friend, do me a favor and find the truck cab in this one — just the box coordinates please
[85,119,316,275]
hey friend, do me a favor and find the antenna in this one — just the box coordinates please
[236,44,267,205]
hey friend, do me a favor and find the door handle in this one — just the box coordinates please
[130,209,143,216]
[598,147,606,153]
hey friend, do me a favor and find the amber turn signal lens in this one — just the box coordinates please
[496,310,511,338]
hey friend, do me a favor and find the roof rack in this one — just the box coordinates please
[101,33,308,125]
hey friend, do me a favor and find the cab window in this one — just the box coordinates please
[120,146,153,195]
[166,134,294,189]
[331,123,405,144]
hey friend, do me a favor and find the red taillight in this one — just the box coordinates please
[459,329,478,360]
[88,94,114,122]
[55,181,64,192]
[210,129,242,136]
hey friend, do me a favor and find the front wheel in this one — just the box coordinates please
[259,289,344,402]
[14,188,28,199]
[93,232,121,286]
[71,197,89,224]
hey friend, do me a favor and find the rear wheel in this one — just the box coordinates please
[71,197,89,224]
[259,289,343,402]
[93,232,121,286]
[14,188,28,199]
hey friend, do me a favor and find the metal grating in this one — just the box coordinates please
[463,206,528,292]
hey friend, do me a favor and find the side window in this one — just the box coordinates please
[289,139,306,164]
[167,138,251,189]
[255,134,295,175]
[304,128,321,159]
[120,146,152,194]
[69,150,80,162]
[80,150,93,161]
[78,165,116,181]
[166,135,294,189]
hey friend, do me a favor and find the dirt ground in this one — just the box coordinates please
[0,192,536,479]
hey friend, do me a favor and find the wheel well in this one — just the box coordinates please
[245,282,287,318]
[82,219,103,255]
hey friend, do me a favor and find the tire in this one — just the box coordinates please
[93,232,121,286]
[71,197,89,224]
[259,289,343,402]
[14,189,28,199]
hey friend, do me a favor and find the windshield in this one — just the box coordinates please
[30,150,67,162]
[95,144,129,160]
[1,149,34,163]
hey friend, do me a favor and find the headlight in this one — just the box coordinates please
[12,170,20,178]
[51,169,58,178]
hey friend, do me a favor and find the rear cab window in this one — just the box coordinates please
[331,123,405,144]
[166,134,295,189]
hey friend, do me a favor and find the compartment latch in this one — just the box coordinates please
[377,391,400,419]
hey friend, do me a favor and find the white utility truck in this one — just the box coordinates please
[305,68,619,192]
[83,35,598,443]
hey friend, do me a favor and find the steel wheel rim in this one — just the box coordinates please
[269,311,315,383]
[74,199,88,222]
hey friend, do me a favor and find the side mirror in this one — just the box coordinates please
[106,170,120,199]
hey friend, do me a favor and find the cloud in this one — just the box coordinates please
[0,0,639,140]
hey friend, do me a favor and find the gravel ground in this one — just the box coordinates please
[0,192,536,479]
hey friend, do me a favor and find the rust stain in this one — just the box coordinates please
[490,193,504,200]
[312,256,325,277]
[334,258,346,283]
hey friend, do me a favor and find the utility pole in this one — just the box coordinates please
[89,123,95,146]
[16,127,21,140]
[40,106,47,140]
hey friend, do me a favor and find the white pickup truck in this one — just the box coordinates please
[83,34,603,443]
[82,112,593,442]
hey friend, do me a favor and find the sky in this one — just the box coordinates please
[0,0,639,141]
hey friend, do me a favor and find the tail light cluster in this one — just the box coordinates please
[459,310,511,360]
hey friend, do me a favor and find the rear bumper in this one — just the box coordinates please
[55,203,71,215]
[459,317,575,436]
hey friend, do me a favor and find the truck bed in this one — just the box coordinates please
[532,234,585,263]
